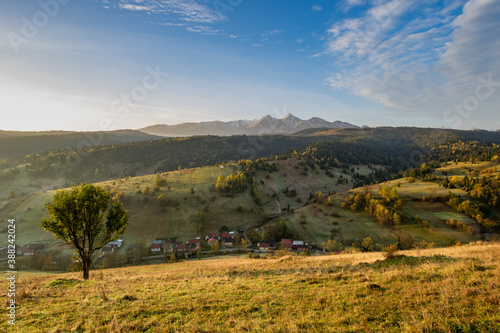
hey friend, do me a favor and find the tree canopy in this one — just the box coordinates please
[41,183,128,280]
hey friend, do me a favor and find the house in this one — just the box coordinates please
[102,245,114,255]
[293,243,311,251]
[108,239,123,248]
[221,232,231,239]
[152,240,163,245]
[18,246,35,256]
[207,238,219,246]
[281,239,293,250]
[258,243,271,251]
[176,243,187,252]
[150,243,162,253]
[186,239,201,246]
[221,237,234,247]
[205,232,220,240]
[189,244,201,252]
[127,243,143,254]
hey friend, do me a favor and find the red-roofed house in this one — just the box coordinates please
[17,246,35,256]
[176,244,187,252]
[221,232,231,238]
[281,239,293,250]
[207,238,219,246]
[151,243,163,253]
[186,239,201,246]
[205,232,220,240]
[258,243,271,251]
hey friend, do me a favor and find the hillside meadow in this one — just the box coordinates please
[1,159,497,260]
[0,158,359,250]
[1,242,499,332]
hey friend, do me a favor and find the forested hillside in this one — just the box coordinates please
[1,127,498,186]
[0,130,160,159]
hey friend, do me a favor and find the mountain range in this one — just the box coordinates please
[139,114,358,137]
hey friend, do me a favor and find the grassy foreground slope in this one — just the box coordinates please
[2,242,499,332]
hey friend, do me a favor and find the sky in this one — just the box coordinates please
[0,0,499,131]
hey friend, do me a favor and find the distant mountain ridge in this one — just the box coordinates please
[139,113,358,137]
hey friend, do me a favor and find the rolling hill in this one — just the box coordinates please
[1,126,499,267]
[1,157,497,256]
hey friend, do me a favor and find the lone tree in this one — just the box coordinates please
[42,183,128,280]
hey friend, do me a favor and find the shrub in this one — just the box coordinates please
[362,237,374,252]
[382,243,399,259]
[413,240,435,249]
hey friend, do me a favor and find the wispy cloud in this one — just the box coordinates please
[187,25,224,35]
[260,29,283,43]
[312,5,323,12]
[101,0,224,23]
[342,0,366,12]
[323,0,500,124]
[119,4,151,12]
[262,30,283,37]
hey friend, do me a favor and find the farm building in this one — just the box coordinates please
[258,243,272,251]
[281,239,293,250]
[17,246,35,256]
[151,244,163,253]
[101,245,114,255]
[221,237,234,247]
[108,239,123,248]
[207,238,219,246]
[205,232,221,240]
[176,244,187,252]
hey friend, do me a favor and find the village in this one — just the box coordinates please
[0,231,313,270]
[5,231,313,270]
[101,231,313,260]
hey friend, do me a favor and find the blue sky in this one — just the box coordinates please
[0,0,499,131]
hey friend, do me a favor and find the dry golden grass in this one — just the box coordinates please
[1,242,499,332]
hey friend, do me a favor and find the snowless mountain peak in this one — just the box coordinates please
[139,114,357,137]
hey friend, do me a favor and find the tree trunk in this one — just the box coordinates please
[82,256,91,280]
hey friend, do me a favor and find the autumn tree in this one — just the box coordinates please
[41,184,128,280]
[361,237,374,252]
